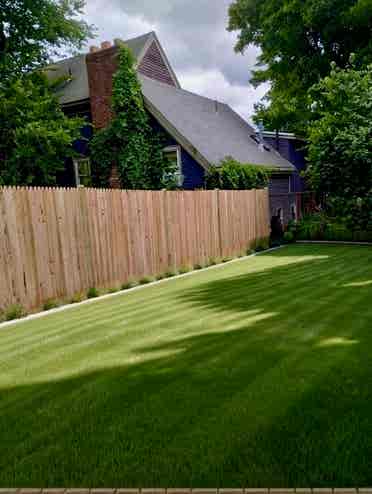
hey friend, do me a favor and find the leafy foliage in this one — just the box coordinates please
[4,303,26,321]
[90,45,178,189]
[228,0,372,132]
[0,0,93,81]
[306,62,372,229]
[205,157,270,190]
[291,214,372,242]
[0,72,84,185]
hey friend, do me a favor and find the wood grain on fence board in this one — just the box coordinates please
[0,187,270,310]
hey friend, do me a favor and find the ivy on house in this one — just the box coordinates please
[205,157,271,190]
[90,45,178,189]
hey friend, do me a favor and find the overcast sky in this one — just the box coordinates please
[83,0,268,122]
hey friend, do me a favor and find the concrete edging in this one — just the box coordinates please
[0,487,372,494]
[0,489,368,494]
[0,246,284,330]
[296,240,372,246]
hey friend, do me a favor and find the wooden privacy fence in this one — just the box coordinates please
[0,187,269,310]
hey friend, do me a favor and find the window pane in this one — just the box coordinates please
[79,160,91,176]
[164,150,178,166]
[74,158,92,187]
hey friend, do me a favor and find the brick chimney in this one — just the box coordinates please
[86,40,119,129]
[101,41,112,50]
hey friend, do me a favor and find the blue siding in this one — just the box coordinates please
[73,123,93,156]
[181,149,205,189]
[264,136,307,192]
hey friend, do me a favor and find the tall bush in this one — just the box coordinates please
[306,61,372,229]
[205,157,270,190]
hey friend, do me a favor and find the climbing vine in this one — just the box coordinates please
[90,45,177,189]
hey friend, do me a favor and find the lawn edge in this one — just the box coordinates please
[297,240,372,246]
[0,246,285,330]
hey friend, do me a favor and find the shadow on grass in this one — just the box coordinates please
[1,245,372,487]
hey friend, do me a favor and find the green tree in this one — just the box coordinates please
[228,0,372,132]
[306,62,372,228]
[0,0,92,186]
[0,0,93,81]
[90,45,178,189]
[0,72,84,185]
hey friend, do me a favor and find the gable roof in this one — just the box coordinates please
[140,75,294,172]
[46,32,173,105]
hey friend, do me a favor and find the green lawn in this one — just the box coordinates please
[1,244,372,487]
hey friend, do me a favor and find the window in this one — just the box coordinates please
[163,146,183,186]
[73,158,92,187]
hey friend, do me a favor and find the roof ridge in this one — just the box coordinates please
[52,31,156,65]
[139,73,229,107]
[123,31,155,44]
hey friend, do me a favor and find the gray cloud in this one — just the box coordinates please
[84,0,267,120]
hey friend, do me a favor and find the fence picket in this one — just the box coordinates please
[0,187,269,310]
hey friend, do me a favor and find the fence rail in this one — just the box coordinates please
[0,187,269,310]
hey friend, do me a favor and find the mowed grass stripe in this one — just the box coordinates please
[1,244,372,486]
[0,246,367,380]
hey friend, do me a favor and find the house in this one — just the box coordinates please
[48,31,298,214]
[262,131,307,192]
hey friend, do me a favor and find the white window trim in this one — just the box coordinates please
[163,145,183,186]
[73,157,91,187]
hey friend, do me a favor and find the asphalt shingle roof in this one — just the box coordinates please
[140,75,294,172]
[46,32,154,105]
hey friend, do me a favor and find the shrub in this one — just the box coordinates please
[108,287,119,294]
[179,265,192,274]
[165,269,178,278]
[139,276,154,285]
[254,237,270,252]
[43,299,59,311]
[293,214,372,242]
[87,287,99,299]
[70,293,83,304]
[121,281,138,290]
[283,231,295,243]
[194,263,204,270]
[5,304,26,321]
[205,157,270,190]
[155,273,166,281]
